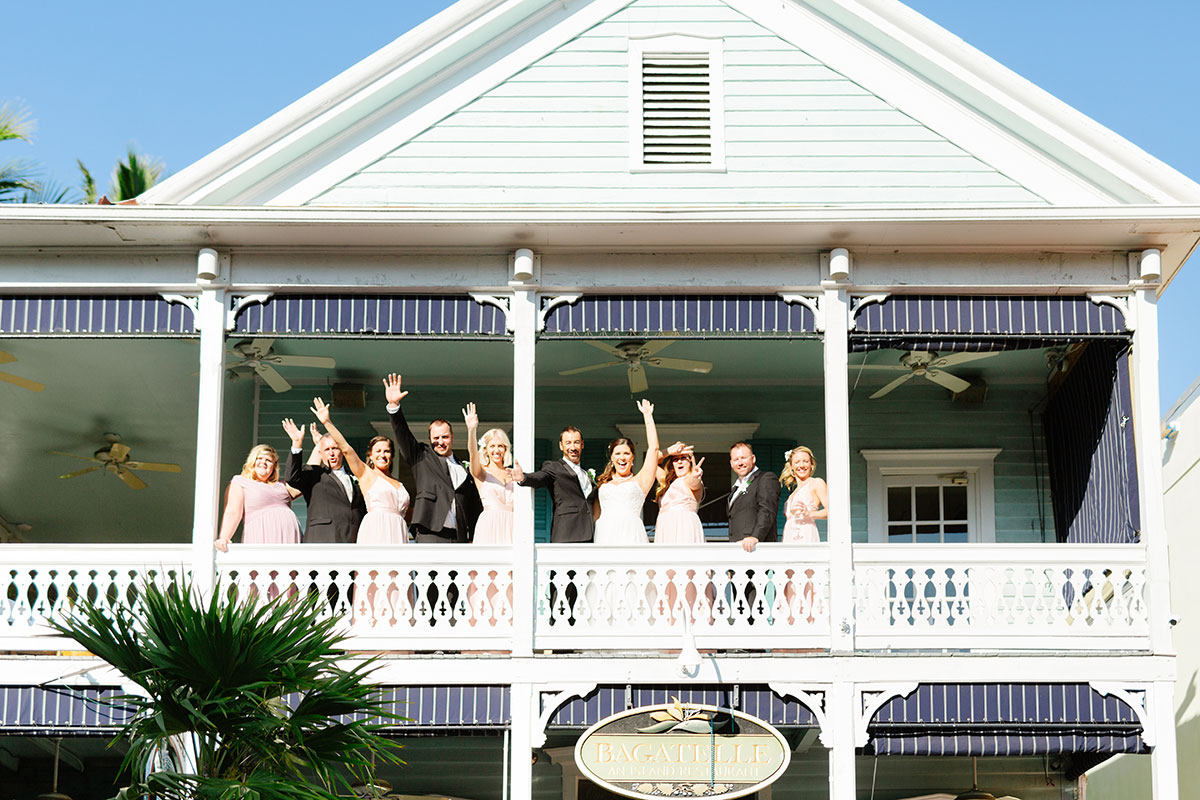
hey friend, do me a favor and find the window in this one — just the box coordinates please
[628,35,725,172]
[862,449,1000,543]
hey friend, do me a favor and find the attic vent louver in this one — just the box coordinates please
[641,52,712,164]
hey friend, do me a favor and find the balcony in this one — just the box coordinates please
[1,542,1149,654]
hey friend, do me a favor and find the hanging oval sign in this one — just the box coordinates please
[574,700,792,800]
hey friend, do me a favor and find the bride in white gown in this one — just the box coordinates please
[593,399,660,545]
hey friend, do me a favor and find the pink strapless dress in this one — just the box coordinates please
[473,471,514,545]
[357,478,410,545]
[233,475,300,544]
[782,480,820,543]
[654,479,704,544]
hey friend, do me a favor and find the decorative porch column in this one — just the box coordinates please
[510,681,536,800]
[822,269,854,653]
[827,681,857,800]
[1150,679,1180,800]
[510,250,539,658]
[1129,255,1173,655]
[189,250,228,595]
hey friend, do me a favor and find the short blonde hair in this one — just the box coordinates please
[479,428,513,467]
[240,444,280,483]
[780,445,816,489]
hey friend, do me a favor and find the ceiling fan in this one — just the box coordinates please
[855,351,997,399]
[52,433,182,490]
[226,337,336,393]
[559,340,712,393]
[0,350,45,392]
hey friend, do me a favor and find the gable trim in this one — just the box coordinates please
[265,0,639,207]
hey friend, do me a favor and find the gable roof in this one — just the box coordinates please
[140,0,1200,209]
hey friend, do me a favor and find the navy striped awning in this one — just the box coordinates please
[852,295,1128,352]
[547,685,816,728]
[0,686,132,733]
[0,296,195,336]
[867,683,1146,756]
[541,296,818,338]
[234,295,508,338]
[337,686,511,731]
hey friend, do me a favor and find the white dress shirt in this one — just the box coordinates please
[563,457,591,496]
[442,454,467,530]
[729,466,760,508]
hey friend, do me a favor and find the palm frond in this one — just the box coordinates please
[78,159,97,203]
[0,102,35,143]
[109,144,164,201]
[49,578,405,798]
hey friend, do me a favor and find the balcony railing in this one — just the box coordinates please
[1,543,1149,654]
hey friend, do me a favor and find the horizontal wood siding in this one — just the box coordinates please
[313,0,1046,208]
[849,381,1054,543]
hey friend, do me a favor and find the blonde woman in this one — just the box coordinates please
[463,402,517,545]
[779,446,828,543]
[214,445,301,551]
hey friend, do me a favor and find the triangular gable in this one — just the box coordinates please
[142,0,1200,208]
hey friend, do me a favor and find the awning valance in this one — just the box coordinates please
[852,295,1128,352]
[233,295,509,338]
[541,295,818,338]
[547,685,817,728]
[867,683,1146,756]
[0,296,195,336]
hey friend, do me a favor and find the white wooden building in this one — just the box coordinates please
[2,0,1199,797]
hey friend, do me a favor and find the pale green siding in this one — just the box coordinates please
[312,0,1048,207]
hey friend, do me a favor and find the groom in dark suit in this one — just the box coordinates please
[727,442,780,552]
[283,418,366,543]
[383,373,481,543]
[513,425,596,542]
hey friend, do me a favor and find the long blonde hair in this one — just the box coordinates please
[479,428,513,467]
[780,445,816,490]
[240,444,280,483]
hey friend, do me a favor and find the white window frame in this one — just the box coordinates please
[628,34,726,173]
[861,449,1001,544]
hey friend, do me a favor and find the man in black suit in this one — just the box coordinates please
[283,418,366,543]
[727,441,780,552]
[383,373,482,543]
[513,425,596,542]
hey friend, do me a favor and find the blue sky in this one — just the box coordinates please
[5,0,1198,411]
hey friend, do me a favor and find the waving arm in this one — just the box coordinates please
[634,399,660,495]
[462,402,485,481]
[311,397,367,479]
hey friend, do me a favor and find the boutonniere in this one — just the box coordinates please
[586,468,597,482]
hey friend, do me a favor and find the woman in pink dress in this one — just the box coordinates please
[780,445,829,623]
[462,402,519,626]
[652,444,708,623]
[306,400,412,625]
[780,446,828,543]
[213,444,301,550]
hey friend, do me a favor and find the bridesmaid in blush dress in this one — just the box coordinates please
[779,445,829,623]
[213,444,302,551]
[653,444,710,623]
[306,400,413,625]
[462,402,518,626]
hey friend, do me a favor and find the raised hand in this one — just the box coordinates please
[693,456,705,479]
[308,422,322,447]
[383,373,408,406]
[310,397,332,426]
[281,418,305,449]
[510,461,525,483]
[636,398,654,417]
[666,441,687,457]
[462,401,479,431]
